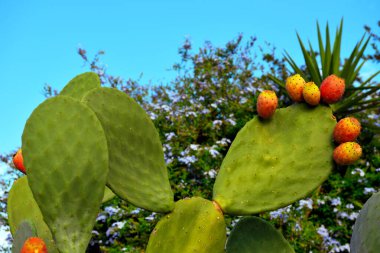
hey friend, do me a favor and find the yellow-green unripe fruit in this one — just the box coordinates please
[302,82,320,106]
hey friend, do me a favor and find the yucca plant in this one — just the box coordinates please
[269,19,380,121]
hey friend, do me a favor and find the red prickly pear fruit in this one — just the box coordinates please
[320,74,345,104]
[286,74,305,102]
[12,149,26,174]
[257,90,278,119]
[333,142,362,165]
[333,117,361,143]
[21,237,47,253]
[302,81,320,106]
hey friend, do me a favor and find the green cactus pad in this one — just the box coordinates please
[12,220,37,253]
[146,197,226,253]
[102,186,115,203]
[7,176,58,253]
[226,217,294,253]
[350,191,380,253]
[22,96,109,253]
[82,87,174,212]
[213,104,336,215]
[60,72,100,100]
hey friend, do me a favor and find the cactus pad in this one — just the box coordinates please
[350,191,380,253]
[102,186,115,203]
[22,96,109,253]
[7,176,57,253]
[12,220,37,253]
[82,87,174,212]
[60,72,100,100]
[226,217,294,253]
[146,197,226,253]
[213,104,336,215]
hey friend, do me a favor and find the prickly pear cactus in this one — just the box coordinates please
[226,217,295,253]
[7,176,58,253]
[22,96,109,253]
[350,191,380,253]
[82,87,174,212]
[59,72,101,100]
[12,221,37,253]
[213,104,336,215]
[146,197,226,253]
[102,186,116,203]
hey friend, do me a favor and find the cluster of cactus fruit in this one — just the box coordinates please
[8,72,379,253]
[257,73,363,166]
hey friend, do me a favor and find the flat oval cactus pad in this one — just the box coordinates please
[146,197,226,253]
[213,104,336,215]
[350,191,380,253]
[7,176,57,253]
[226,217,294,253]
[83,87,174,212]
[22,96,109,253]
[60,72,100,100]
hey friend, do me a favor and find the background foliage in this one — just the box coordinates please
[1,22,379,252]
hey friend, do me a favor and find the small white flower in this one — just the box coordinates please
[216,138,231,146]
[112,221,126,229]
[331,197,341,206]
[364,187,376,195]
[317,225,329,238]
[352,168,365,177]
[189,144,200,151]
[212,120,223,127]
[298,198,313,210]
[131,208,141,215]
[209,149,220,158]
[145,213,156,221]
[204,169,217,178]
[165,132,176,141]
[226,118,236,126]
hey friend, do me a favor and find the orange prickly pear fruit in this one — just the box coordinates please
[21,237,48,253]
[333,142,362,165]
[256,90,278,119]
[12,149,26,174]
[285,74,305,102]
[320,74,345,104]
[302,81,320,106]
[333,117,361,143]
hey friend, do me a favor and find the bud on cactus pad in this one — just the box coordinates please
[320,74,345,104]
[333,117,361,143]
[21,237,47,253]
[12,149,26,174]
[302,82,320,106]
[256,90,278,119]
[285,74,306,102]
[333,142,362,165]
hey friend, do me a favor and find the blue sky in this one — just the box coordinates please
[0,0,379,156]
